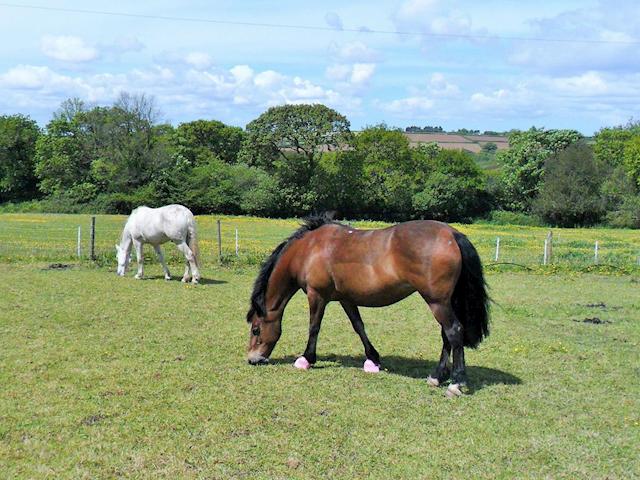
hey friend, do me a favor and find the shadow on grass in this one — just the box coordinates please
[272,354,521,393]
[138,275,228,285]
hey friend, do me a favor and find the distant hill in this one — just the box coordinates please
[403,132,509,154]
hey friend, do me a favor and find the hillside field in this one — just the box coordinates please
[0,214,639,478]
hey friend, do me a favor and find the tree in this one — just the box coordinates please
[240,104,351,174]
[481,142,498,154]
[497,127,582,211]
[0,114,40,202]
[533,142,604,226]
[238,104,351,216]
[173,120,245,165]
[354,124,415,217]
[412,149,487,221]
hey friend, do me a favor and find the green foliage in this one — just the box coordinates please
[483,210,545,227]
[173,119,245,165]
[0,114,40,201]
[623,135,640,187]
[412,149,486,221]
[355,125,414,216]
[239,103,351,173]
[481,142,498,154]
[533,142,605,226]
[497,127,582,211]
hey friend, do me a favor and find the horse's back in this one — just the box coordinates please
[296,220,462,306]
[127,204,194,244]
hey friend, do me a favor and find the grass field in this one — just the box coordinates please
[0,213,639,271]
[1,214,639,478]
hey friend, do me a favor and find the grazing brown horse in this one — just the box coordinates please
[246,214,490,397]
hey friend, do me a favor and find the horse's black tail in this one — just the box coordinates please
[452,231,490,348]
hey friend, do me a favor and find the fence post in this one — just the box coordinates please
[594,241,599,264]
[495,237,500,262]
[77,226,82,258]
[543,238,548,265]
[90,216,96,261]
[546,231,553,264]
[235,228,239,256]
[217,219,222,259]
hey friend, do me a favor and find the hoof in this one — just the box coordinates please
[294,356,311,370]
[134,274,142,280]
[181,277,190,283]
[445,383,464,398]
[426,375,440,387]
[191,278,199,284]
[164,275,171,281]
[363,359,380,373]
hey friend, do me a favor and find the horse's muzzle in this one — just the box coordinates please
[247,354,269,365]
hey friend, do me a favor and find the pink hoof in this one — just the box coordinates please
[294,356,311,370]
[363,359,380,373]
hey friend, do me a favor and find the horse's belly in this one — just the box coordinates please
[330,264,415,307]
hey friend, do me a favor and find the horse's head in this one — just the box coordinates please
[246,307,282,365]
[115,244,131,276]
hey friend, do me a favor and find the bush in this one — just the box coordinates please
[483,210,546,226]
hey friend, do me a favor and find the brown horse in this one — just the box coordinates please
[246,214,490,397]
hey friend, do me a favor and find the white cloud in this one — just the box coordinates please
[509,2,640,73]
[381,96,434,114]
[184,52,213,70]
[351,63,375,85]
[429,73,460,97]
[329,41,380,63]
[325,63,375,87]
[392,0,486,40]
[41,35,98,62]
[325,12,343,31]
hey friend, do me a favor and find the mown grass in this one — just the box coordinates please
[1,261,639,479]
[0,213,639,272]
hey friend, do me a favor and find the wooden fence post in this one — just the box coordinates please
[594,241,599,264]
[495,237,500,262]
[77,226,81,258]
[90,216,96,261]
[235,228,239,256]
[217,219,222,259]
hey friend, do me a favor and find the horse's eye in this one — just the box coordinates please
[252,327,260,336]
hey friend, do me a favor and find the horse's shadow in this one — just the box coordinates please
[140,275,227,285]
[272,354,521,393]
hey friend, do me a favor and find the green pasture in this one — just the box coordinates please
[1,264,638,478]
[0,214,639,478]
[0,213,639,271]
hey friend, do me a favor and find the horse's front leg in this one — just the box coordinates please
[340,301,381,372]
[153,245,171,280]
[294,289,327,370]
[133,240,144,279]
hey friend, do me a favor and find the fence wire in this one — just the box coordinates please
[0,213,639,270]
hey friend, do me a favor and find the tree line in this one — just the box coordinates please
[1,93,639,227]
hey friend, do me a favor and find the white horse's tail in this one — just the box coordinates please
[187,218,200,268]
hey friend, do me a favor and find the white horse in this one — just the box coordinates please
[116,204,201,283]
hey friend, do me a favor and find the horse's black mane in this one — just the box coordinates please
[246,212,342,322]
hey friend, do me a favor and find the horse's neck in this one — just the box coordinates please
[265,254,298,317]
[119,227,133,252]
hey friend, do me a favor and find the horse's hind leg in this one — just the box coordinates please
[428,301,467,397]
[341,301,381,369]
[426,328,452,387]
[133,240,144,279]
[176,242,199,284]
[153,245,171,280]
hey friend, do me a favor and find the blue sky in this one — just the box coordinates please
[0,0,639,134]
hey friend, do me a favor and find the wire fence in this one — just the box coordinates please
[0,213,639,272]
